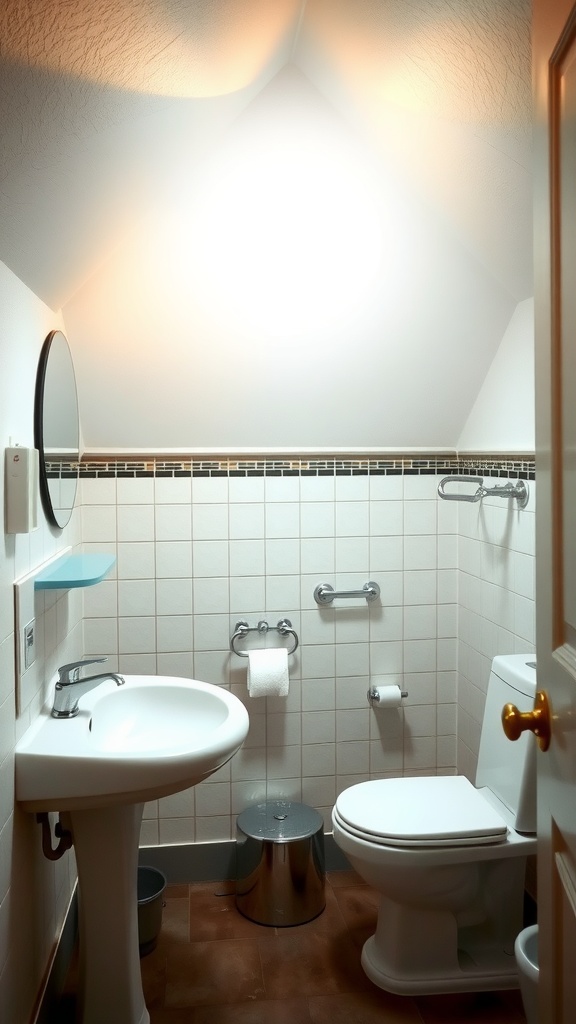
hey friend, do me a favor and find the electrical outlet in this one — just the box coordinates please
[24,619,36,669]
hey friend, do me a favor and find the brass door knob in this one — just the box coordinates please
[502,690,551,752]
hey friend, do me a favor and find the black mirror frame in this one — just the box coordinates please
[34,330,80,529]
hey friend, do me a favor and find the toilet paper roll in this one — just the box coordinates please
[370,684,403,708]
[247,647,289,698]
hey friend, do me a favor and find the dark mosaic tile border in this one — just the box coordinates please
[61,455,536,480]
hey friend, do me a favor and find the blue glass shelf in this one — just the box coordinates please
[34,553,116,590]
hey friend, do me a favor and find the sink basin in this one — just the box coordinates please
[16,675,249,810]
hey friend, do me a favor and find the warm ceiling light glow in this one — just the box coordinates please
[303,0,530,128]
[182,121,385,339]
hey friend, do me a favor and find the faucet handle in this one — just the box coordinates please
[57,657,107,685]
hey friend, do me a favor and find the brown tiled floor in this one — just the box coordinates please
[62,871,528,1023]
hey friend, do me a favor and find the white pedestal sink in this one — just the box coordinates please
[16,676,250,1024]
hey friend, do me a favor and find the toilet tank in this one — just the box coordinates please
[475,655,537,833]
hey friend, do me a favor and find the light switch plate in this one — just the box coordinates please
[14,573,36,714]
[24,619,35,669]
[14,548,72,715]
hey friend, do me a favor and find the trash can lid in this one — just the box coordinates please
[237,801,323,841]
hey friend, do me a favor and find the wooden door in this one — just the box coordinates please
[534,0,576,1018]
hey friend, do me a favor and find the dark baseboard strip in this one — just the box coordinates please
[138,833,350,882]
[35,888,78,1024]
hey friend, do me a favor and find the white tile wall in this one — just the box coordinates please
[78,464,535,849]
[0,262,85,1023]
[81,469,466,845]
[457,481,536,780]
[1,510,82,1024]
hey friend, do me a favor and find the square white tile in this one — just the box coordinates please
[155,476,192,505]
[155,504,192,541]
[155,541,192,579]
[229,503,265,540]
[118,579,155,617]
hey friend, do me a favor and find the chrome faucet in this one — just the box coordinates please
[51,657,125,718]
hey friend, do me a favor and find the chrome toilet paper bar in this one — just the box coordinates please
[230,619,299,657]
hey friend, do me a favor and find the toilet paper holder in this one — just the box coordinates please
[230,619,299,658]
[367,685,408,707]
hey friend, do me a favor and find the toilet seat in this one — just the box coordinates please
[334,776,508,848]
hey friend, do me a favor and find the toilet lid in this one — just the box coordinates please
[335,776,508,847]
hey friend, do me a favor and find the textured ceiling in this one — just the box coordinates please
[0,0,302,95]
[0,0,532,310]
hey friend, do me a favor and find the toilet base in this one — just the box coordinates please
[334,829,528,998]
[358,884,523,997]
[361,935,519,996]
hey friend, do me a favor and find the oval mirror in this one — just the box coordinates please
[34,330,80,529]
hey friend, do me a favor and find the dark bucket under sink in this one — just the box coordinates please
[137,866,166,956]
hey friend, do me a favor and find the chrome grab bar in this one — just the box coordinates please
[437,475,484,502]
[314,581,381,605]
[437,475,529,508]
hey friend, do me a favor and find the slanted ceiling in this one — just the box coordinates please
[0,0,532,450]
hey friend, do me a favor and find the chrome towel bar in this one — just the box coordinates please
[437,475,529,508]
[314,581,381,605]
[230,619,299,657]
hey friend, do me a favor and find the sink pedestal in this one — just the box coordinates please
[15,675,250,1022]
[70,802,148,1024]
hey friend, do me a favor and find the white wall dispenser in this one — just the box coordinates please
[4,445,39,534]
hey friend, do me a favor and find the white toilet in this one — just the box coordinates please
[332,655,537,996]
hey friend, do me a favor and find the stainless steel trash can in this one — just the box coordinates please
[236,800,325,926]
